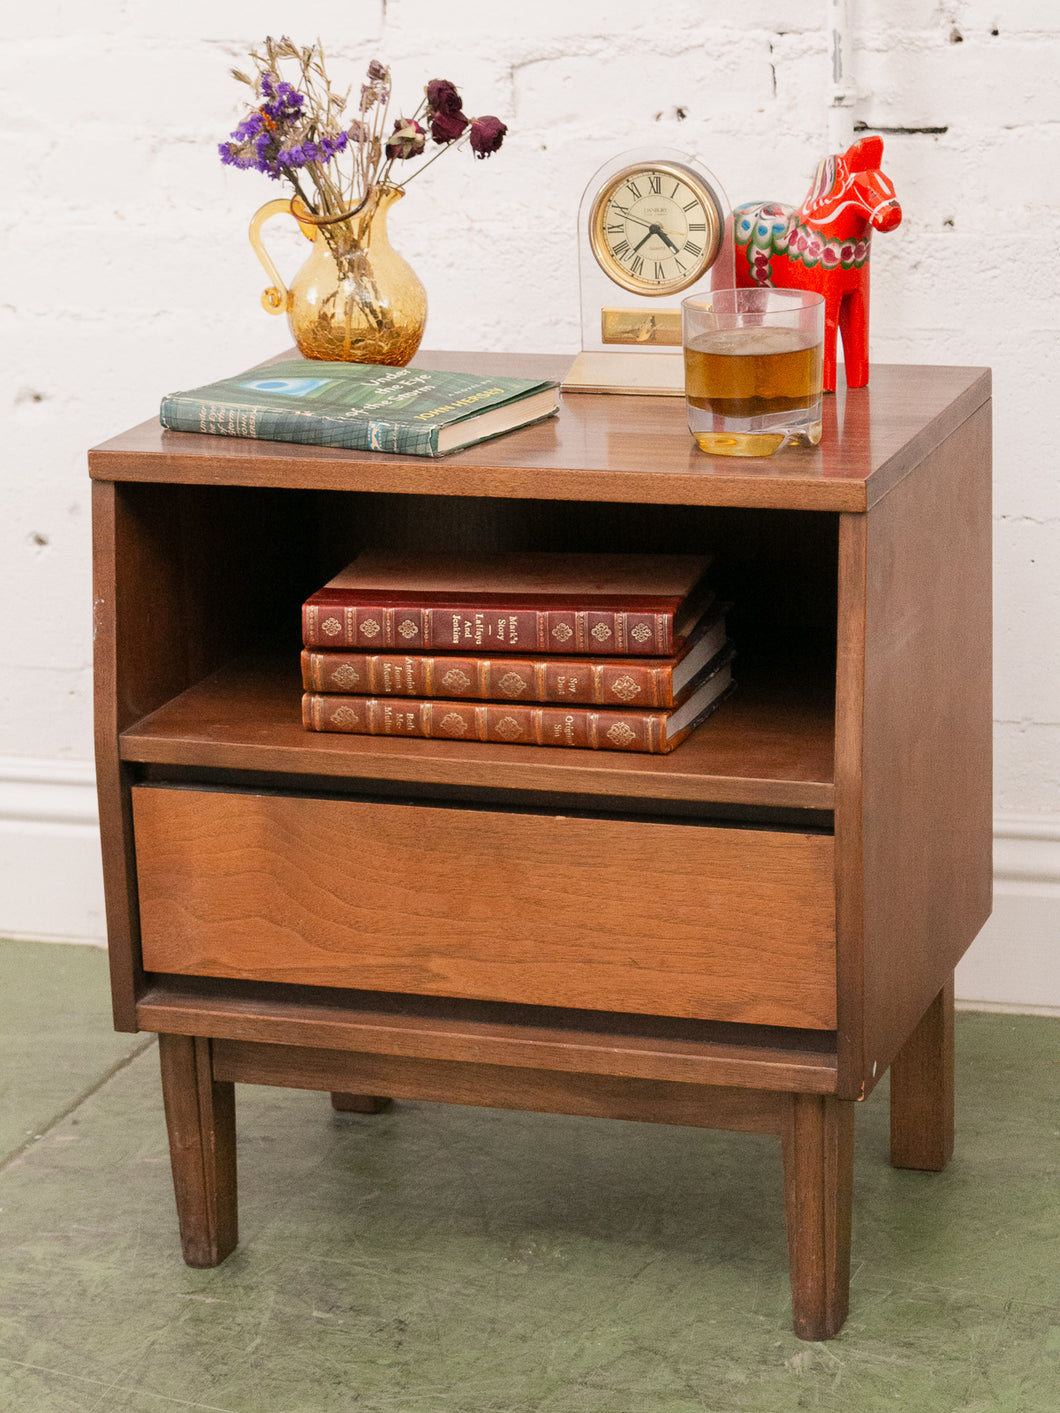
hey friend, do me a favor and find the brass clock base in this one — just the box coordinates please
[561,350,685,397]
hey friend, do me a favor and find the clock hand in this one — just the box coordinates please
[612,209,656,232]
[632,223,681,254]
[616,212,688,252]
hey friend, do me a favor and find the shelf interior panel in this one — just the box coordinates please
[119,654,835,810]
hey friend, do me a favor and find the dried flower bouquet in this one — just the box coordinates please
[220,35,508,249]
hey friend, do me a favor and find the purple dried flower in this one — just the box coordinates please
[468,114,507,158]
[319,131,349,158]
[361,78,390,111]
[367,59,389,81]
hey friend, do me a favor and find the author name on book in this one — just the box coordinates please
[415,386,506,421]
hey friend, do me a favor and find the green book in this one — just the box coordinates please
[159,358,560,457]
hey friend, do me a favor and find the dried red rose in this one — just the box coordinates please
[426,78,463,116]
[469,115,507,158]
[385,117,426,160]
[430,109,469,144]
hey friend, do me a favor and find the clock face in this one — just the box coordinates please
[588,161,724,296]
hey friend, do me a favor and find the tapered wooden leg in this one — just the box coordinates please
[780,1093,855,1341]
[330,1092,393,1113]
[158,1034,238,1268]
[889,976,955,1171]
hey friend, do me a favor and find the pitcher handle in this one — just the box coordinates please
[248,199,308,315]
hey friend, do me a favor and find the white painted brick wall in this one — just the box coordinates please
[2,2,1058,971]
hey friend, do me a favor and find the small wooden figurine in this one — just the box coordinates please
[732,136,902,390]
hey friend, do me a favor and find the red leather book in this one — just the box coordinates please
[301,606,727,708]
[302,653,734,755]
[301,551,713,656]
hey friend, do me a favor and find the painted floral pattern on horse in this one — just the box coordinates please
[732,137,901,390]
[736,202,872,280]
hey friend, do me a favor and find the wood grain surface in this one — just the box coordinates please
[133,784,837,1028]
[858,405,992,1084]
[89,357,990,513]
[120,655,836,811]
[136,980,839,1094]
[210,1038,792,1133]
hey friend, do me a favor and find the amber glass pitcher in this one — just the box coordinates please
[248,185,428,365]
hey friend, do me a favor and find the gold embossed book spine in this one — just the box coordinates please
[301,601,677,655]
[300,605,727,708]
[302,653,732,754]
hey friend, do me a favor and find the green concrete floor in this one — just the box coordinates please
[0,939,1057,1412]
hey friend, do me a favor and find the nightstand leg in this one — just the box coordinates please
[158,1034,238,1268]
[889,976,955,1171]
[330,1092,393,1113]
[781,1093,855,1341]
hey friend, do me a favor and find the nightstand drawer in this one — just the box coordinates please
[132,785,837,1028]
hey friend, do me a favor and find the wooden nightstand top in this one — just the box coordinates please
[89,354,990,513]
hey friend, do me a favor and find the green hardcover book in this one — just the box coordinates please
[159,358,560,457]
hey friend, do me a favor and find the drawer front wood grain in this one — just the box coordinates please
[132,786,837,1028]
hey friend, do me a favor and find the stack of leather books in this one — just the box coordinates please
[300,551,733,754]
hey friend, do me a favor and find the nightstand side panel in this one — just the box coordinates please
[858,401,993,1086]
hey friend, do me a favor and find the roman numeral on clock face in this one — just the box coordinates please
[592,163,720,292]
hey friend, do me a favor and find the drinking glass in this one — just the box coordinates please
[682,288,825,456]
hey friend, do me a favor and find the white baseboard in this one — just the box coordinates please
[1,760,1058,1012]
[954,814,1060,1017]
[0,757,107,946]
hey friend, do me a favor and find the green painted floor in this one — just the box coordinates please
[0,939,1057,1412]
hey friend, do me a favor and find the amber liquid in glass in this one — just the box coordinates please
[684,326,823,456]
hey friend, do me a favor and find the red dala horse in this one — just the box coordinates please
[732,136,902,390]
